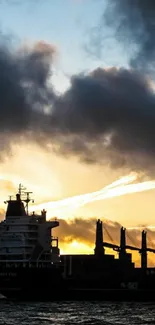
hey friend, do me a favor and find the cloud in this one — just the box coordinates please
[54,217,138,247]
[0,38,56,154]
[92,0,155,75]
[51,67,155,174]
[0,38,56,120]
[0,179,16,192]
[1,34,155,174]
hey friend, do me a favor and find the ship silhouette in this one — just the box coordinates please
[0,186,155,301]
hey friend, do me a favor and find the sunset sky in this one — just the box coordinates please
[0,0,155,266]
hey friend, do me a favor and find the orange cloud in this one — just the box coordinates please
[54,217,155,267]
[0,179,16,192]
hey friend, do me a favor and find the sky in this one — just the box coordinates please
[0,0,129,92]
[0,0,101,92]
[0,0,155,266]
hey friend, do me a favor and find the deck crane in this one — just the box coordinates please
[94,219,155,269]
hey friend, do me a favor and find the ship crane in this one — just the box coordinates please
[103,226,140,253]
[95,219,155,269]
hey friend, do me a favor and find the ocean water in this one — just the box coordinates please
[0,300,155,325]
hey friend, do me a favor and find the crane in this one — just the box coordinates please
[94,219,155,268]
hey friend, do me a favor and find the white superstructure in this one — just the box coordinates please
[0,185,60,267]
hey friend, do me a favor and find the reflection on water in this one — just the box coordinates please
[0,300,155,325]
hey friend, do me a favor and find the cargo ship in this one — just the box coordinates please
[0,185,155,301]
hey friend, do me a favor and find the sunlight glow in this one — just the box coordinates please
[62,241,93,254]
[30,173,137,217]
[29,172,155,220]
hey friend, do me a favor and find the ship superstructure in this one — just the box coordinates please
[0,184,60,268]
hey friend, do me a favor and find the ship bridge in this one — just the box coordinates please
[0,184,60,267]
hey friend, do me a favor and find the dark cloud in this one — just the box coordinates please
[99,0,155,75]
[0,39,56,153]
[0,41,54,129]
[51,67,155,174]
[50,0,155,173]
[1,36,155,174]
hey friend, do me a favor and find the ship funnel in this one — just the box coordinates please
[16,194,21,201]
[6,193,26,217]
[141,230,147,269]
[94,219,104,257]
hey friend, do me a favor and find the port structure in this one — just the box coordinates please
[95,219,155,269]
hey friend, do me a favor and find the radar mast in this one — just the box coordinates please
[18,184,34,215]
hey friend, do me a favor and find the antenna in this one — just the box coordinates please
[18,184,34,215]
[18,184,26,196]
[23,191,34,215]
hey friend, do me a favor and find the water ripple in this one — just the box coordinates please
[0,301,155,325]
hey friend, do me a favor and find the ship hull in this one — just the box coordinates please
[1,266,155,301]
[64,288,155,302]
[1,287,155,302]
[0,266,66,301]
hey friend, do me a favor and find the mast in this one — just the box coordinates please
[141,230,147,269]
[24,191,33,215]
[94,219,104,257]
[18,184,34,215]
[18,184,26,196]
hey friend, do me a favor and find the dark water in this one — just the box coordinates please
[0,300,155,325]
